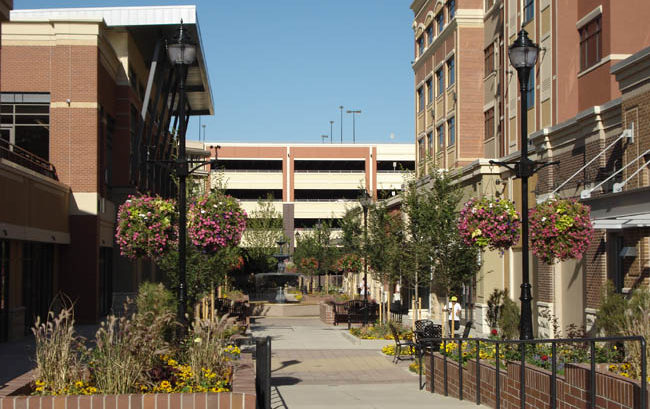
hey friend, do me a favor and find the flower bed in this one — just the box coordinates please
[424,352,648,409]
[349,323,412,341]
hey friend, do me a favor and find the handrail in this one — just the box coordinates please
[613,148,650,193]
[0,140,58,180]
[421,334,647,409]
[539,123,634,202]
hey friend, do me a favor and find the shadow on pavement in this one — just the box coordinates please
[271,376,301,386]
[272,360,301,373]
[271,385,289,409]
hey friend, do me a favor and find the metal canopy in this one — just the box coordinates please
[10,5,213,116]
[592,214,650,230]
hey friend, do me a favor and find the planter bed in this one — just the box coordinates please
[0,353,256,409]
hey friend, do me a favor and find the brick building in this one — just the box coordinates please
[410,0,650,333]
[0,6,212,337]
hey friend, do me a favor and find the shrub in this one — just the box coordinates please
[183,316,231,386]
[486,288,507,329]
[619,287,650,380]
[32,305,85,395]
[595,281,627,336]
[136,282,177,321]
[498,296,520,340]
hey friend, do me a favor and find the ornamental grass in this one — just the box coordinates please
[32,285,240,396]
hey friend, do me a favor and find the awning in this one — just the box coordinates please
[10,5,213,116]
[592,213,650,230]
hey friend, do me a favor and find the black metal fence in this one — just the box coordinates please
[420,335,647,409]
[256,336,272,409]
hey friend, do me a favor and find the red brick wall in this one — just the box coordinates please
[585,230,607,309]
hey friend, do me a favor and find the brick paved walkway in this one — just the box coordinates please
[250,316,485,408]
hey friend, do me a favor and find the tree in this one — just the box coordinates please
[401,169,480,320]
[242,195,285,274]
[339,206,363,255]
[293,220,338,292]
[367,202,404,296]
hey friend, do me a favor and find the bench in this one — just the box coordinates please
[331,300,379,328]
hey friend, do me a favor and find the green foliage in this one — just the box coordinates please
[242,195,285,274]
[401,169,480,296]
[293,220,339,276]
[367,202,404,286]
[498,296,520,340]
[159,245,241,307]
[595,281,627,336]
[486,288,507,329]
[136,282,177,321]
[339,207,363,255]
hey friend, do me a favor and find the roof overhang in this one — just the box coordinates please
[10,5,213,116]
[584,186,650,229]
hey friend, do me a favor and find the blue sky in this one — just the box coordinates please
[17,1,415,144]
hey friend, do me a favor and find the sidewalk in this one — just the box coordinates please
[250,316,486,409]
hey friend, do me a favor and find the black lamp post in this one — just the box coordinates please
[167,21,197,325]
[359,190,372,325]
[490,29,557,340]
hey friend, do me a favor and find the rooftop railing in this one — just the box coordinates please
[0,140,57,180]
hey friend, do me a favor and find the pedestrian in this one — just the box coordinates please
[444,296,462,337]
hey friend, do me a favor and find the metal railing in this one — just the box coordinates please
[0,140,57,179]
[256,336,272,409]
[419,335,647,409]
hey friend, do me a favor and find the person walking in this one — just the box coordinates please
[445,296,462,337]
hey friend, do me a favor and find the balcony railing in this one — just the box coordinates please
[0,140,57,180]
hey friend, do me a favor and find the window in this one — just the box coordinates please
[426,24,434,45]
[448,117,455,146]
[579,16,602,71]
[427,131,434,156]
[484,108,494,140]
[426,79,433,104]
[417,36,425,57]
[437,124,445,148]
[523,0,534,23]
[436,68,445,96]
[418,137,426,161]
[448,0,456,19]
[447,57,455,86]
[436,12,444,34]
[484,44,494,77]
[526,73,535,110]
[0,93,50,160]
[418,86,425,112]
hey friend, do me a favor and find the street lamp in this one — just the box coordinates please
[329,120,334,144]
[359,190,372,325]
[321,134,328,144]
[339,106,344,143]
[167,21,197,326]
[490,29,556,340]
[347,110,362,144]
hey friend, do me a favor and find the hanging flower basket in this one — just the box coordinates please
[529,198,593,264]
[336,253,362,274]
[115,195,177,260]
[187,193,247,253]
[458,197,521,251]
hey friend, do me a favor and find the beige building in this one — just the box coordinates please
[207,143,414,246]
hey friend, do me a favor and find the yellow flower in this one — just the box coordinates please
[35,380,45,387]
[160,380,171,389]
[75,381,84,388]
[167,358,178,366]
